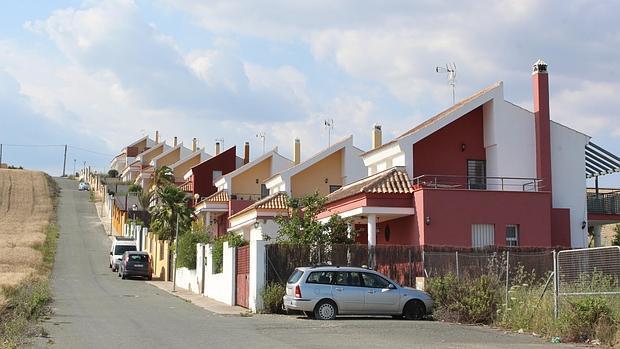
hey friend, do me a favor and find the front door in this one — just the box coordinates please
[361,272,400,314]
[332,271,365,314]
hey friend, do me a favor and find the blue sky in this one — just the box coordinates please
[1,0,619,187]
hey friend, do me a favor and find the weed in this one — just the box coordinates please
[261,283,286,314]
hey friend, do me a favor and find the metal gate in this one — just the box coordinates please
[555,246,620,317]
[235,245,250,308]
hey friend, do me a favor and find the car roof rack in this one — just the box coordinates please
[310,264,340,268]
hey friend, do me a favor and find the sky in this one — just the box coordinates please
[0,0,619,187]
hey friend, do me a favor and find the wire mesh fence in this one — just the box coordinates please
[266,244,555,289]
[557,246,620,296]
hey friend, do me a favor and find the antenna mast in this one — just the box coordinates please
[324,119,334,146]
[435,63,457,105]
[255,132,266,154]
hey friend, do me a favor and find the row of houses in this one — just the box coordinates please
[86,59,620,310]
[106,59,620,251]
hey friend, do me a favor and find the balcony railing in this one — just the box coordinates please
[587,191,620,215]
[412,175,542,192]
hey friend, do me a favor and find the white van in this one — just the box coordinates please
[110,237,137,272]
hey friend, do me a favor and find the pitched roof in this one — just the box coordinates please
[326,167,413,202]
[204,189,229,203]
[229,192,289,219]
[363,82,502,156]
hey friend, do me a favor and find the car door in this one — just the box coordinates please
[331,272,365,314]
[361,272,400,314]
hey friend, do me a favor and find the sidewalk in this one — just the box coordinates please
[94,201,113,237]
[147,280,248,316]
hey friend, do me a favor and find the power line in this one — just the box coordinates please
[0,143,113,157]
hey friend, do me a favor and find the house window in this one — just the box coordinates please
[472,224,495,248]
[212,170,223,182]
[329,185,342,193]
[506,225,519,247]
[467,160,486,189]
[260,184,269,199]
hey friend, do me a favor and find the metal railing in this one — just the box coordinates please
[230,193,262,201]
[412,175,542,192]
[587,190,620,215]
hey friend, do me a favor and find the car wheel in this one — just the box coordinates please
[314,300,337,320]
[403,300,425,320]
[303,311,315,319]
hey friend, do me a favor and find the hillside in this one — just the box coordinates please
[0,169,55,304]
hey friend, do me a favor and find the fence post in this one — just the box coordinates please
[408,249,412,287]
[455,251,459,280]
[505,251,510,311]
[553,250,558,319]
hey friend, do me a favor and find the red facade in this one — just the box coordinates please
[191,146,238,198]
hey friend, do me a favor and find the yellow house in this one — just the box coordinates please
[228,137,366,241]
[134,142,170,188]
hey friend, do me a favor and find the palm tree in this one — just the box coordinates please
[152,166,174,189]
[149,185,193,241]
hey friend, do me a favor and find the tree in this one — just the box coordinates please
[152,166,174,189]
[613,224,620,246]
[107,169,119,178]
[137,190,154,212]
[128,183,142,193]
[275,192,355,245]
[149,185,193,240]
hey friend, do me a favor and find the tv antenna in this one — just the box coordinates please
[324,119,334,146]
[436,63,457,105]
[255,132,266,154]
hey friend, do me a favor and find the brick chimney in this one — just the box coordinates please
[532,59,552,192]
[243,142,250,164]
[293,138,301,165]
[192,138,197,152]
[215,142,221,155]
[372,124,382,149]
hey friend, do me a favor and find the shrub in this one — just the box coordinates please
[559,297,616,343]
[211,233,247,274]
[107,169,119,178]
[176,231,210,269]
[261,283,286,314]
[427,273,500,324]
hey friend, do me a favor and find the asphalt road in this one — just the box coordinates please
[32,178,576,348]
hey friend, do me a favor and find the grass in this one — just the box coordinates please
[0,171,59,348]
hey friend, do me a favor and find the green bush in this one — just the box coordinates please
[176,232,210,269]
[559,297,616,343]
[211,233,247,274]
[261,283,286,314]
[427,273,500,324]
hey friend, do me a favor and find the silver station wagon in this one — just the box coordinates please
[282,266,434,320]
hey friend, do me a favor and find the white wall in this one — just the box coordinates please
[175,267,199,293]
[202,242,236,306]
[249,239,268,312]
[342,146,366,185]
[551,122,589,248]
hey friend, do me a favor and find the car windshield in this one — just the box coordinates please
[114,245,136,255]
[128,254,148,262]
[287,269,304,284]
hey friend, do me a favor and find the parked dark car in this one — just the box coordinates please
[118,251,152,280]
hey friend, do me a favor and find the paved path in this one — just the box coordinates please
[32,178,577,348]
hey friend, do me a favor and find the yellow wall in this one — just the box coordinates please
[232,158,272,196]
[290,149,343,198]
[173,153,201,181]
[135,139,147,152]
[143,146,164,164]
[157,148,180,168]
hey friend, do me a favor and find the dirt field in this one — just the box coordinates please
[0,169,54,304]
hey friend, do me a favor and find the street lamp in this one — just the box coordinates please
[131,204,138,240]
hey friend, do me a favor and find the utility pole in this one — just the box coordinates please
[73,159,76,175]
[62,144,68,177]
[0,143,3,166]
[172,213,179,292]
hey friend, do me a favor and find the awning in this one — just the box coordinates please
[586,142,620,178]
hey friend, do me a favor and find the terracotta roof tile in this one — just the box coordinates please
[229,192,289,219]
[326,167,412,202]
[204,190,229,203]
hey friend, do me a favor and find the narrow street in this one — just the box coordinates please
[33,178,575,348]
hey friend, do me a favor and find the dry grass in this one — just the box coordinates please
[0,169,54,305]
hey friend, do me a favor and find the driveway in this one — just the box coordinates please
[32,178,576,348]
